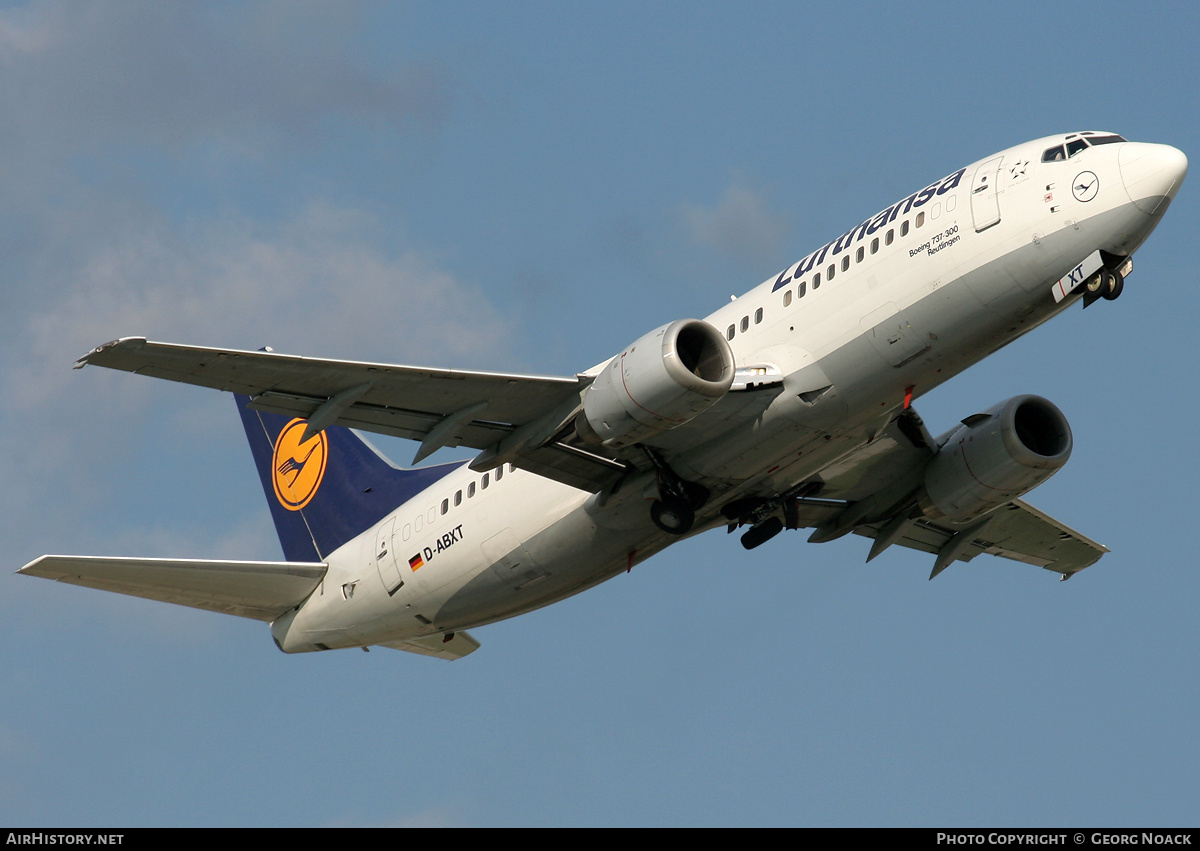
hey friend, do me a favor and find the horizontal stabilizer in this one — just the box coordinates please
[18,555,327,622]
[377,631,481,660]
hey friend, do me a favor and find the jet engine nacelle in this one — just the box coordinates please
[920,395,1072,523]
[577,319,735,447]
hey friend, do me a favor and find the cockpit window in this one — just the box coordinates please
[1043,134,1126,163]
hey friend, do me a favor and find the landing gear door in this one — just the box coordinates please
[971,156,1003,232]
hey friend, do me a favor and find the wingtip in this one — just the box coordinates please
[75,337,147,368]
[17,554,52,577]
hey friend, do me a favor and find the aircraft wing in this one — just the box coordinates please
[18,555,328,621]
[780,407,1106,578]
[78,337,628,492]
[854,499,1108,577]
[787,497,1106,578]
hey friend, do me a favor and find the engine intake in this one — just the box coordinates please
[920,395,1072,523]
[577,319,734,447]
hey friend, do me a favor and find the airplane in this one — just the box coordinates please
[19,131,1187,661]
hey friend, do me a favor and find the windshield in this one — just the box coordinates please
[1042,134,1127,162]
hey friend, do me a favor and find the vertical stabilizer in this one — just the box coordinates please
[235,395,463,561]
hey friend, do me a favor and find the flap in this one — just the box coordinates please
[852,499,1108,577]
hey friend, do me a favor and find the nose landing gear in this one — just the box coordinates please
[1085,268,1124,300]
[1083,256,1130,306]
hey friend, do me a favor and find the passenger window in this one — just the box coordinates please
[854,247,863,264]
[496,466,503,481]
[916,211,925,228]
[885,229,894,246]
[454,490,462,506]
[783,291,792,307]
[403,523,411,541]
[901,220,910,237]
[813,272,821,289]
[468,482,476,498]
[482,473,490,489]
[827,264,835,281]
[870,237,879,254]
[842,255,851,271]
[415,515,423,532]
[754,307,763,324]
[726,324,735,340]
[427,507,435,524]
[440,499,448,515]
[740,316,749,332]
[797,280,806,297]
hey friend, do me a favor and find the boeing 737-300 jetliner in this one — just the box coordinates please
[20,132,1187,660]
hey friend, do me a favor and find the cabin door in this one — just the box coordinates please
[970,156,1003,232]
[374,517,404,596]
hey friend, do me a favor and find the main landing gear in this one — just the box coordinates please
[721,482,824,550]
[641,446,708,536]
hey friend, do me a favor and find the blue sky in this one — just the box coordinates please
[3,0,1199,827]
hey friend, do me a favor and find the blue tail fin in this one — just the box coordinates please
[235,395,464,562]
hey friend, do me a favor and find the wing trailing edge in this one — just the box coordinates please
[77,337,625,493]
[851,499,1108,578]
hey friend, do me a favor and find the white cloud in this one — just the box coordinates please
[11,200,508,411]
[0,2,510,592]
[0,200,514,560]
[0,0,457,235]
[679,181,789,263]
[0,1,453,147]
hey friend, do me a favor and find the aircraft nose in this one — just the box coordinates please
[1119,143,1188,215]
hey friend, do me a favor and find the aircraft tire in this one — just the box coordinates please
[651,499,694,535]
[740,517,784,550]
[1085,271,1105,295]
[1102,270,1124,300]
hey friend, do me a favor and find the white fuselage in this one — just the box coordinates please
[273,134,1184,652]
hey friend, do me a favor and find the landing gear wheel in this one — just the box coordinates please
[638,444,706,535]
[651,499,695,535]
[1085,272,1105,295]
[740,517,784,550]
[1102,269,1124,300]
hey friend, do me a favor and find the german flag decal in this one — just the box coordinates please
[408,553,425,571]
